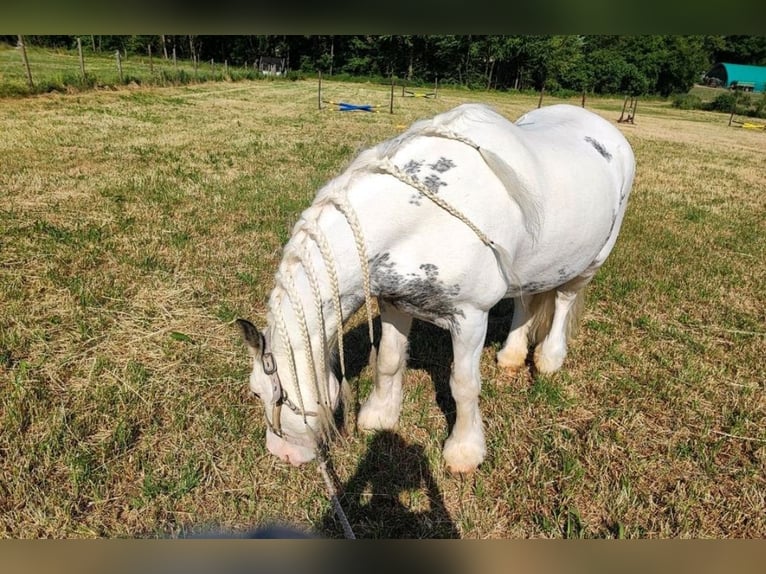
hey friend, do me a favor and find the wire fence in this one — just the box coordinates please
[1,37,293,97]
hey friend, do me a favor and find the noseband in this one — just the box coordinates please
[260,334,318,441]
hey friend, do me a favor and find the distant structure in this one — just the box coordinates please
[703,63,766,92]
[259,56,286,76]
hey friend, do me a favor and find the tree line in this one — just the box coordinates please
[6,35,766,96]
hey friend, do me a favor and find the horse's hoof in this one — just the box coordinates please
[446,463,479,476]
[357,404,399,431]
[496,348,527,372]
[443,437,485,474]
[533,346,565,374]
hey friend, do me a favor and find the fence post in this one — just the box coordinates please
[537,84,545,108]
[390,73,394,114]
[148,43,153,74]
[116,50,123,83]
[17,35,34,88]
[77,37,86,80]
[173,47,177,70]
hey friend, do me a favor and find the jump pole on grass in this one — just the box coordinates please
[400,77,438,99]
[318,71,394,114]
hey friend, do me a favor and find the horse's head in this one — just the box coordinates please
[236,318,339,467]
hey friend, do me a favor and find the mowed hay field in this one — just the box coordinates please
[1,79,764,538]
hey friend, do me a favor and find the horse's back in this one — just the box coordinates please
[515,104,635,193]
[430,103,635,292]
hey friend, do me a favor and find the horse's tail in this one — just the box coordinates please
[527,288,586,346]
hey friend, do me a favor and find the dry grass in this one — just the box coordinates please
[1,80,764,539]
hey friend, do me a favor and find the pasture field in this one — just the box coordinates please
[1,79,764,538]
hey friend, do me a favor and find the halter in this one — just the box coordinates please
[259,332,318,441]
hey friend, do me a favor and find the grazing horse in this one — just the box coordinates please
[237,103,635,473]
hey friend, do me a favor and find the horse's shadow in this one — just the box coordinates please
[319,430,460,539]
[321,299,515,539]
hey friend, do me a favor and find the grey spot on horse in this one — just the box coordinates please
[521,280,556,293]
[429,157,456,173]
[584,136,612,161]
[403,159,424,176]
[419,263,439,279]
[370,253,463,328]
[423,174,446,193]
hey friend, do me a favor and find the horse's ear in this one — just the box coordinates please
[236,318,263,359]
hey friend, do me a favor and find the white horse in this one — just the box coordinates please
[237,103,635,473]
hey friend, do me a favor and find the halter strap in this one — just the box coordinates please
[260,331,318,441]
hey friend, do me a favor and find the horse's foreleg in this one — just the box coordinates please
[443,308,488,474]
[496,295,533,372]
[357,301,412,431]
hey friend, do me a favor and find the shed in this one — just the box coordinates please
[703,63,766,92]
[258,56,286,76]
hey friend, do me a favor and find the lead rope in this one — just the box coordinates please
[317,451,356,539]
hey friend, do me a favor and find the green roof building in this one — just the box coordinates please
[704,63,766,92]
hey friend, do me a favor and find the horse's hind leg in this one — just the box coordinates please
[533,280,587,374]
[443,307,488,474]
[497,294,533,372]
[358,301,413,431]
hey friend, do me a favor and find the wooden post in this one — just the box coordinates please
[728,92,737,127]
[318,71,321,110]
[148,44,153,74]
[173,47,177,70]
[581,89,586,108]
[631,97,638,123]
[116,50,123,83]
[77,37,85,79]
[224,60,229,78]
[618,95,629,122]
[434,76,438,99]
[390,74,394,114]
[17,35,34,88]
[537,84,545,108]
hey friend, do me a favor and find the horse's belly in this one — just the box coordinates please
[512,197,616,293]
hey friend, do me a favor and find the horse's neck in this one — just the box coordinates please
[269,199,369,385]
